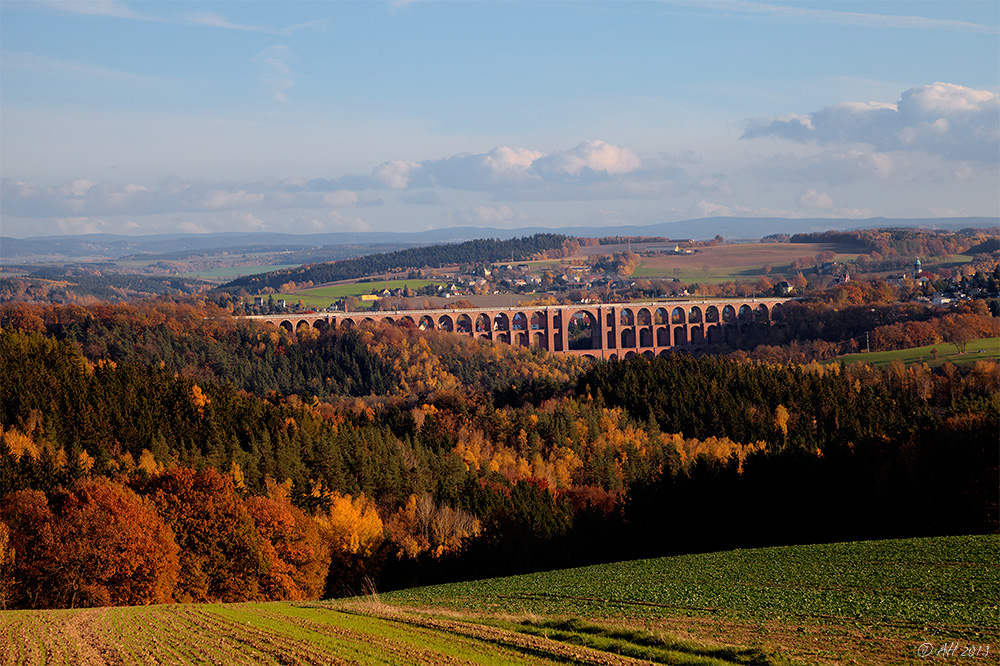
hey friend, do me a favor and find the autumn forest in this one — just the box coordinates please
[1,273,996,612]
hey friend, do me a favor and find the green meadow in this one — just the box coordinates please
[835,337,999,367]
[270,279,445,309]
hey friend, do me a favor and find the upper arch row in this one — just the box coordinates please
[268,301,780,334]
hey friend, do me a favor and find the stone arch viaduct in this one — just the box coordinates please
[247,298,792,360]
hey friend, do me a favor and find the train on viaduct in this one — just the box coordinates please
[247,297,792,360]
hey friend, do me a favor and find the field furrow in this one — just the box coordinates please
[189,606,348,666]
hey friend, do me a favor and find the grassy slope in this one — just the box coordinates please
[834,337,1000,367]
[272,279,445,309]
[379,535,999,666]
[4,536,995,666]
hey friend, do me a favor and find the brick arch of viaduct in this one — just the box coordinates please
[249,299,792,360]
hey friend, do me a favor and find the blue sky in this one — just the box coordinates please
[1,0,997,237]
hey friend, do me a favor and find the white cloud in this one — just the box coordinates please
[901,82,997,115]
[483,146,544,174]
[743,83,999,162]
[0,139,690,222]
[177,220,209,234]
[55,216,106,234]
[41,2,322,35]
[690,201,806,219]
[797,188,834,209]
[327,210,370,231]
[398,191,444,205]
[41,1,152,21]
[663,1,994,33]
[373,160,421,189]
[105,183,149,206]
[253,45,295,103]
[58,179,98,197]
[538,139,642,177]
[323,191,359,207]
[692,200,736,217]
[471,204,524,223]
[229,211,266,230]
[186,11,272,33]
[692,198,871,220]
[201,190,265,210]
[2,51,151,82]
[368,140,656,197]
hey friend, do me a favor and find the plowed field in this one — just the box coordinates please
[2,603,722,666]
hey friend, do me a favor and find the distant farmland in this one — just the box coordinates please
[629,242,859,282]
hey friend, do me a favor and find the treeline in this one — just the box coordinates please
[580,355,997,554]
[1,471,328,608]
[221,234,568,293]
[0,272,209,304]
[580,355,942,453]
[790,227,998,258]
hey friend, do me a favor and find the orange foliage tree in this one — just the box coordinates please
[0,479,179,608]
[245,495,330,600]
[141,468,268,603]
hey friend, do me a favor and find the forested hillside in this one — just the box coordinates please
[790,226,996,257]
[0,271,210,304]
[221,233,570,293]
[0,296,996,609]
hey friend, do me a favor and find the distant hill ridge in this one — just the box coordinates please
[3,216,997,262]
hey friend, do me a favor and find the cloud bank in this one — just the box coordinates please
[743,82,999,162]
[2,83,996,235]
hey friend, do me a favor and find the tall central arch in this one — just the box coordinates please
[568,310,600,350]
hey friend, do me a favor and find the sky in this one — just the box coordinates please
[1,0,998,238]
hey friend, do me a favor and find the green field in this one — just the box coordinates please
[271,280,444,309]
[379,535,999,665]
[835,337,1000,367]
[4,536,996,666]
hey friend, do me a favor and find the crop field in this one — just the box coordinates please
[1,602,752,666]
[382,535,1000,666]
[3,536,996,666]
[271,280,445,309]
[629,243,858,283]
[835,337,1000,368]
[630,245,977,283]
